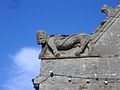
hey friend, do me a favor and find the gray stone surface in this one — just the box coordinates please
[33,57,120,90]
[89,3,120,57]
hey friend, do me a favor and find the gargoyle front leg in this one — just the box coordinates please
[47,37,60,57]
[48,44,60,57]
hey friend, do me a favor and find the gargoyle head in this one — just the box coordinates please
[36,30,47,44]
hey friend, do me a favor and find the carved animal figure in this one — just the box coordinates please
[36,30,90,57]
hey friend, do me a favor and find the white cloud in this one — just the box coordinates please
[4,47,41,90]
[11,47,40,72]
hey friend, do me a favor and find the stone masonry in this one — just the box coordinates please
[32,3,120,90]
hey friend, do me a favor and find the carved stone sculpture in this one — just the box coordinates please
[36,3,120,59]
[36,30,90,58]
[101,4,114,17]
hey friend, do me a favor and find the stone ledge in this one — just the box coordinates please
[40,57,120,76]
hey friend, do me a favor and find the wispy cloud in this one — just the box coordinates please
[0,0,21,9]
[3,47,40,90]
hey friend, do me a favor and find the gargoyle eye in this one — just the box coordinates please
[40,34,43,36]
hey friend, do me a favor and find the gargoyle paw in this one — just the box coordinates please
[75,51,81,57]
[54,52,60,57]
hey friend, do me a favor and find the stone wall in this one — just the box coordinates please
[32,3,120,90]
[89,4,120,57]
[33,57,120,90]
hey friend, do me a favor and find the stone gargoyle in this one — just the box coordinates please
[36,3,120,58]
[36,30,90,58]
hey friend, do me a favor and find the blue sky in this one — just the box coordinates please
[0,0,119,90]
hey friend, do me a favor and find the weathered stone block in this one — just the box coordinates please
[33,57,120,90]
